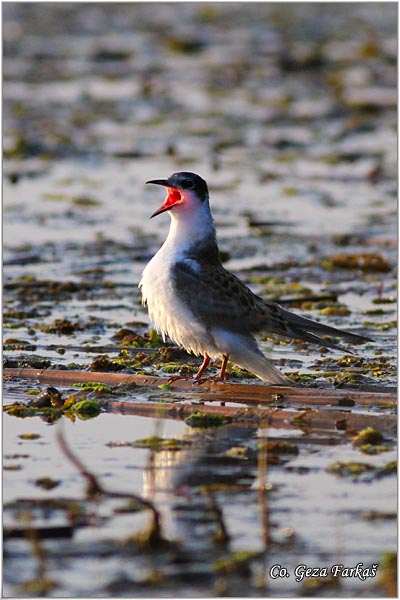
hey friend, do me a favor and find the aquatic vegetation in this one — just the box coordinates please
[266,441,299,455]
[326,461,375,478]
[87,356,125,372]
[327,460,397,480]
[319,305,351,316]
[107,436,192,451]
[378,460,397,478]
[321,253,392,273]
[4,338,35,349]
[379,552,397,596]
[185,412,227,428]
[357,444,392,455]
[4,392,101,422]
[157,383,172,390]
[69,400,101,419]
[34,477,61,490]
[36,318,81,335]
[352,427,384,447]
[112,328,165,348]
[72,382,115,394]
[214,551,260,575]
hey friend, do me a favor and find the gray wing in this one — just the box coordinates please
[173,261,372,351]
[172,260,266,333]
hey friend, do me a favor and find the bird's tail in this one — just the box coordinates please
[215,331,290,385]
[264,302,373,353]
[232,350,290,385]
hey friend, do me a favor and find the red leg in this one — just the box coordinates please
[193,354,211,380]
[219,354,229,381]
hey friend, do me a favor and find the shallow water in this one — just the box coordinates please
[3,2,397,597]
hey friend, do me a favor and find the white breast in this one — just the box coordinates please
[139,243,219,357]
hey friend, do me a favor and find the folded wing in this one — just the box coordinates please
[173,260,372,352]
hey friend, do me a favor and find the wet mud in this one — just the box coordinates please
[3,3,397,597]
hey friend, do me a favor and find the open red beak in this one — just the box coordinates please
[146,179,182,218]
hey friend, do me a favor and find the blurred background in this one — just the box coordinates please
[3,2,397,169]
[3,1,397,380]
[3,4,397,598]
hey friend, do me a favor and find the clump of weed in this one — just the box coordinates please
[69,400,101,419]
[112,328,164,348]
[107,437,192,451]
[321,253,391,273]
[352,427,384,447]
[185,412,227,428]
[379,552,397,596]
[214,551,260,575]
[37,318,81,335]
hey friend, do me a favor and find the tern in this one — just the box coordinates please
[139,172,370,384]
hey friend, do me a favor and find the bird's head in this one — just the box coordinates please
[146,172,209,218]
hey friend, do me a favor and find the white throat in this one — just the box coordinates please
[165,199,216,255]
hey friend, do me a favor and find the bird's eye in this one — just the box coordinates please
[182,179,194,189]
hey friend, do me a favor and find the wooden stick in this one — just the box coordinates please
[106,400,396,434]
[3,368,396,407]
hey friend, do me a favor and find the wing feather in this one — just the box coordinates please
[172,260,372,351]
[172,261,265,333]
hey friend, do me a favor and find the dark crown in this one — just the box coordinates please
[168,172,209,201]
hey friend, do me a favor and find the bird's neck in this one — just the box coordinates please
[165,203,217,258]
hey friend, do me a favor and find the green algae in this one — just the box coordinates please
[69,400,101,419]
[72,382,115,394]
[87,356,125,372]
[185,412,227,428]
[326,461,375,478]
[4,393,101,422]
[290,409,312,427]
[319,305,351,316]
[36,318,80,335]
[19,578,57,596]
[321,252,392,273]
[352,427,384,447]
[266,440,299,454]
[378,460,397,478]
[4,338,34,349]
[163,35,206,54]
[113,499,148,514]
[107,437,191,451]
[372,296,396,304]
[358,444,392,455]
[214,551,260,575]
[112,328,164,348]
[327,460,397,480]
[131,436,192,451]
[379,552,397,596]
[4,404,58,418]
